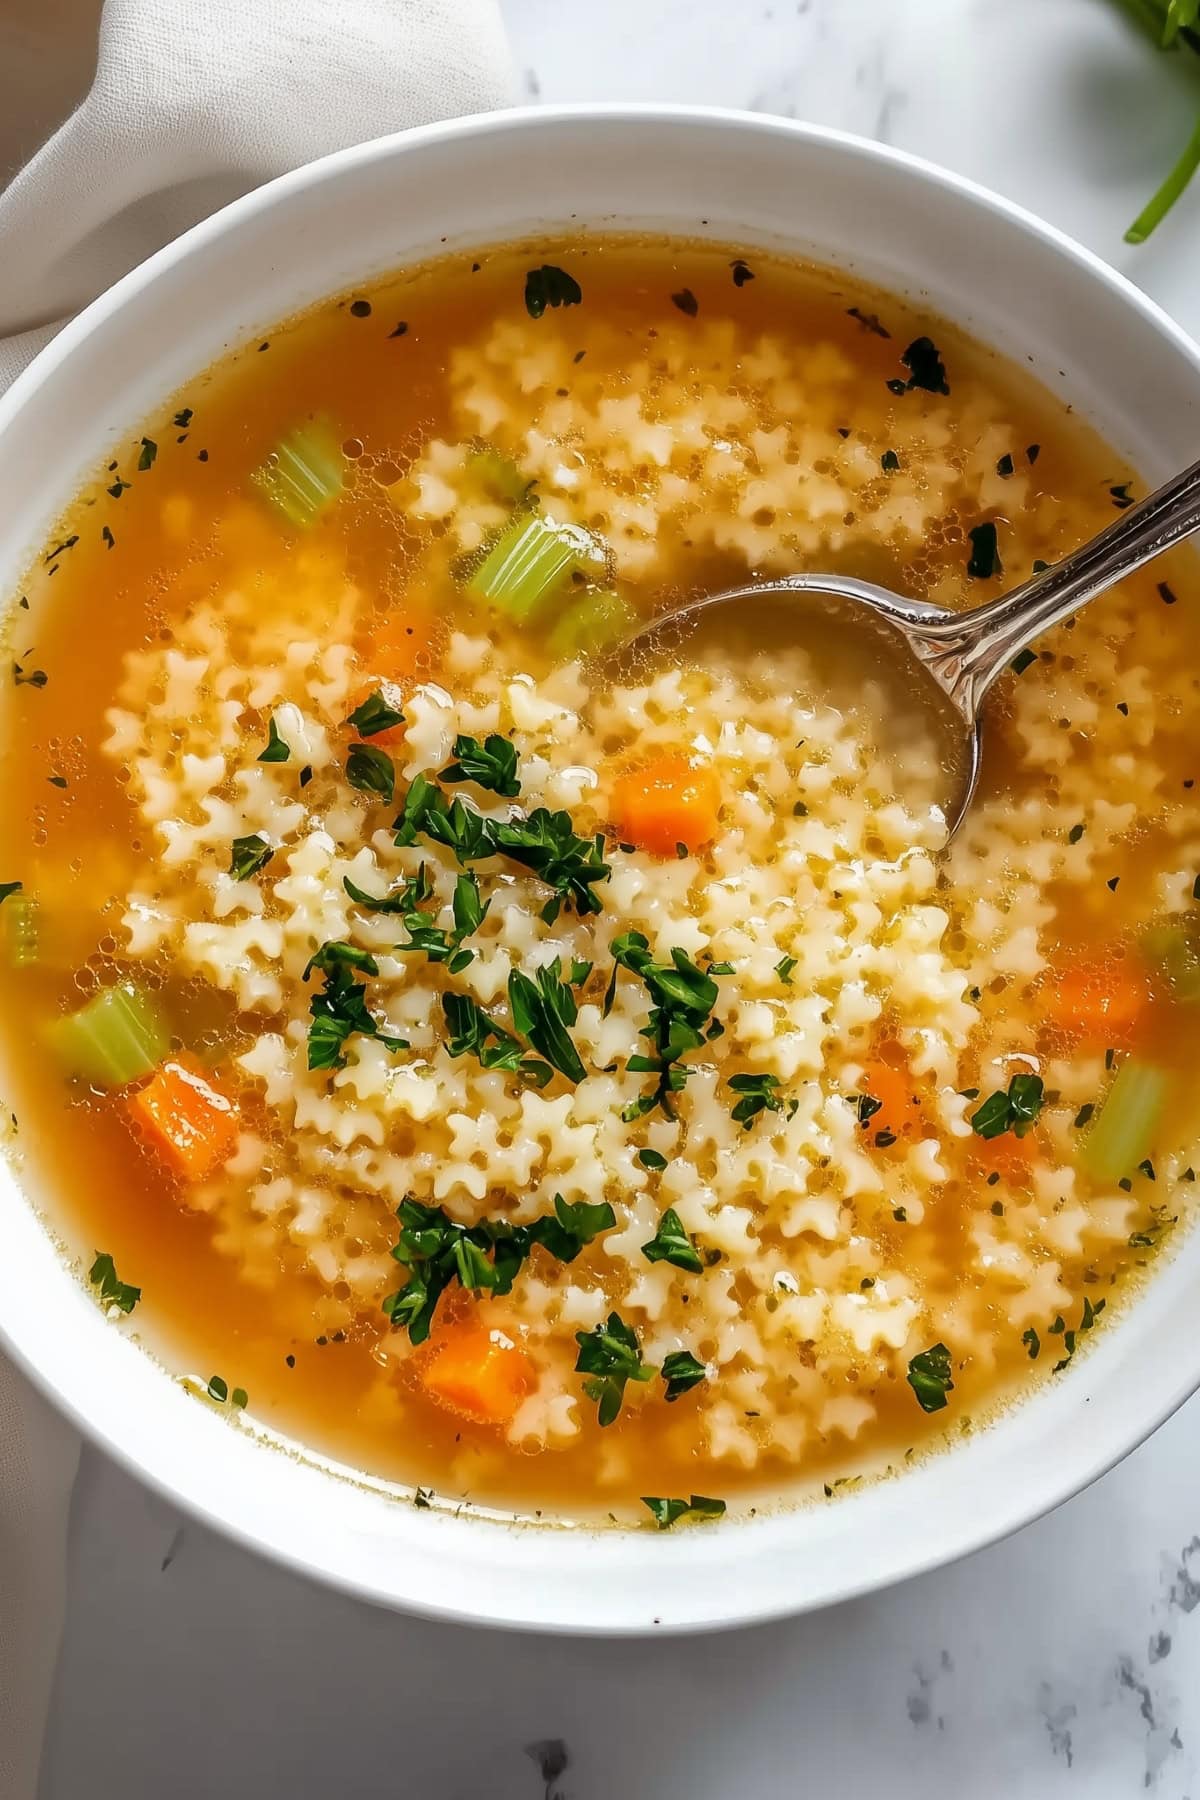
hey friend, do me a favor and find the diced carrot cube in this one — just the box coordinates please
[1040,955,1151,1049]
[858,1054,921,1142]
[611,752,721,858]
[422,1323,535,1427]
[359,606,442,685]
[126,1054,240,1182]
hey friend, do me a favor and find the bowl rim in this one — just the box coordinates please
[4,102,1200,1635]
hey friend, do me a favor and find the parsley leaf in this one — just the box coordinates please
[899,336,949,395]
[970,1073,1044,1140]
[88,1250,140,1315]
[346,689,405,738]
[607,931,726,1119]
[906,1342,954,1412]
[1022,1327,1040,1360]
[966,522,1002,580]
[228,834,273,880]
[138,437,158,470]
[727,1071,794,1128]
[346,742,396,805]
[641,1207,703,1274]
[775,954,797,984]
[524,265,582,319]
[489,808,611,921]
[383,1194,615,1342]
[257,716,291,762]
[305,955,406,1071]
[574,1311,654,1425]
[441,732,521,798]
[441,991,527,1075]
[641,1494,725,1529]
[661,1348,707,1401]
[508,961,586,1083]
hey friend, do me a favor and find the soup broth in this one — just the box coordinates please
[3,238,1199,1525]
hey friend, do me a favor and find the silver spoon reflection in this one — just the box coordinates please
[615,454,1200,838]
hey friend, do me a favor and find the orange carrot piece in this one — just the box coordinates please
[126,1054,240,1182]
[968,1124,1037,1188]
[422,1324,534,1426]
[1040,955,1151,1049]
[611,752,722,858]
[359,606,441,684]
[858,1056,922,1142]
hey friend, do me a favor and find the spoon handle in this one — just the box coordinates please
[925,451,1200,713]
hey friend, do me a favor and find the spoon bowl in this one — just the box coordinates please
[617,451,1200,837]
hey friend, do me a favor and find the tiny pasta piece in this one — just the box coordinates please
[1041,955,1152,1049]
[421,1324,535,1426]
[126,1054,240,1181]
[611,752,722,857]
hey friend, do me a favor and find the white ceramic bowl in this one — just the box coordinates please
[3,106,1200,1635]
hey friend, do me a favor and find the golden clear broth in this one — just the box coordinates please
[2,238,1197,1523]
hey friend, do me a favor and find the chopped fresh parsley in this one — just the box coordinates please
[661,1349,707,1402]
[1068,822,1085,844]
[305,953,407,1071]
[138,437,158,471]
[383,1194,616,1343]
[775,954,797,984]
[392,865,489,969]
[574,1311,654,1425]
[524,265,582,318]
[1022,1327,1040,1360]
[966,522,1002,579]
[899,336,949,394]
[88,1251,140,1315]
[606,930,726,1120]
[441,731,520,798]
[173,407,193,428]
[906,1342,954,1412]
[346,689,405,738]
[1110,482,1135,510]
[730,259,755,286]
[12,661,48,688]
[671,288,700,316]
[441,990,529,1077]
[970,1073,1044,1139]
[727,1071,796,1128]
[346,742,396,805]
[641,1494,725,1529]
[508,960,586,1083]
[641,1206,703,1274]
[1011,648,1037,676]
[228,834,274,880]
[489,808,611,922]
[257,716,290,762]
[205,1375,247,1408]
[637,1147,668,1171]
[851,1092,882,1126]
[881,449,901,473]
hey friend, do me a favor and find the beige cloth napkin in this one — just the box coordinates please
[0,2,513,1791]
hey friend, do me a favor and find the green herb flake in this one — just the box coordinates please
[730,259,755,286]
[346,689,405,738]
[727,1071,790,1128]
[671,288,699,317]
[524,265,582,319]
[775,954,797,984]
[899,336,949,394]
[906,1342,954,1412]
[641,1206,703,1274]
[641,1494,725,1529]
[661,1350,707,1402]
[638,1147,668,1171]
[88,1250,140,1315]
[1110,483,1135,510]
[1068,822,1085,844]
[228,834,274,880]
[1011,648,1038,676]
[12,662,48,688]
[1022,1327,1040,1360]
[441,731,520,798]
[508,960,587,1084]
[967,522,1002,580]
[138,437,158,471]
[346,742,396,805]
[881,449,901,473]
[305,954,407,1072]
[575,1311,654,1425]
[996,452,1015,478]
[970,1073,1044,1140]
[257,716,291,763]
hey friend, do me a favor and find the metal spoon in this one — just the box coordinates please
[618,454,1200,836]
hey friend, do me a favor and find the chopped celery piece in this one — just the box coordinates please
[1142,920,1200,1001]
[4,895,40,969]
[251,423,344,528]
[46,982,169,1089]
[465,513,601,623]
[467,446,532,505]
[548,589,639,661]
[1081,1058,1169,1184]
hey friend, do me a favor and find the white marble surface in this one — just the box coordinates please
[32,1,1200,1795]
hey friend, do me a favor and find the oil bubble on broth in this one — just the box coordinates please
[1,238,1198,1527]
